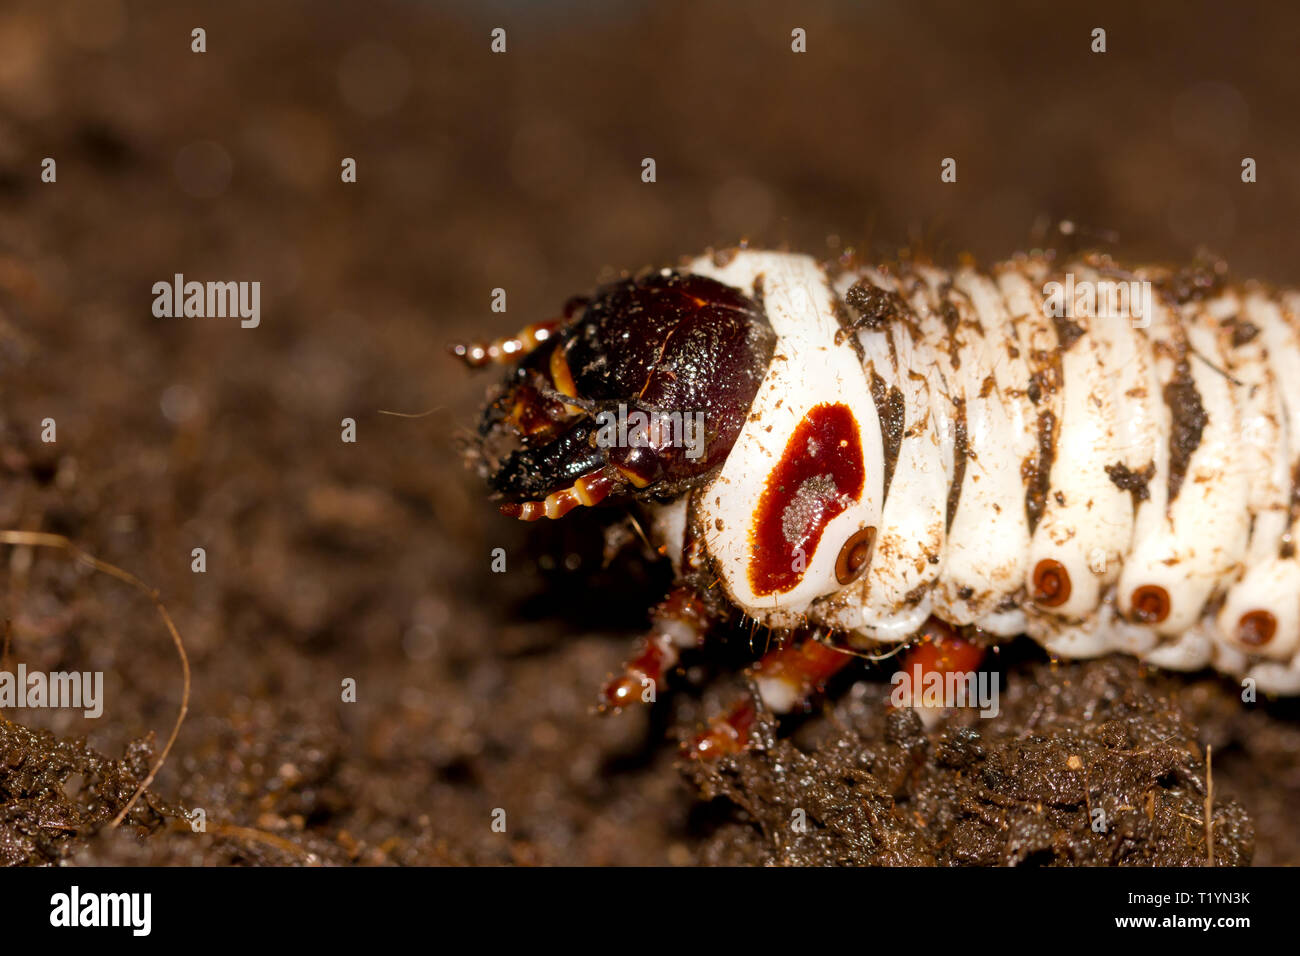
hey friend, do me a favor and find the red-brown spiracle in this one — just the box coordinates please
[1031,559,1071,607]
[835,527,877,585]
[1236,610,1276,647]
[1130,585,1171,624]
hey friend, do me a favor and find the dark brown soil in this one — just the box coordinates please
[1,0,1297,866]
[689,655,1256,866]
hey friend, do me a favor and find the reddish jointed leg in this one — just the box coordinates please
[892,618,986,712]
[599,588,712,711]
[688,617,988,759]
[688,636,853,759]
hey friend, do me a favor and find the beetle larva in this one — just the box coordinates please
[458,247,1300,735]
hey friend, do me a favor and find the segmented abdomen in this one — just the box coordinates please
[683,250,1300,696]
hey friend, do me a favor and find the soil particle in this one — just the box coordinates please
[844,281,909,332]
[869,369,905,502]
[1105,460,1157,506]
[1164,361,1208,504]
[1051,314,1085,351]
[1225,316,1260,347]
[946,399,968,532]
[1023,410,1058,533]
[687,655,1254,866]
[1155,259,1228,305]
[0,721,184,866]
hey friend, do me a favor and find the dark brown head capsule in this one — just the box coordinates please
[476,270,776,517]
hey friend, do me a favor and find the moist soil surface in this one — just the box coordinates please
[1,0,1298,865]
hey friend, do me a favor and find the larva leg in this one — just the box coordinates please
[690,618,982,756]
[750,636,855,715]
[599,587,711,710]
[687,696,759,758]
[892,619,987,726]
[450,319,565,368]
[688,636,853,758]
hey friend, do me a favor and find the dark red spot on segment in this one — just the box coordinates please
[748,403,865,596]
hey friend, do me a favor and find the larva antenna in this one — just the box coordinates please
[499,467,616,521]
[449,318,563,369]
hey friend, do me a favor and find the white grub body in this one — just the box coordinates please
[648,249,1300,698]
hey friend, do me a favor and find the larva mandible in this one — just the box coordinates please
[458,247,1300,737]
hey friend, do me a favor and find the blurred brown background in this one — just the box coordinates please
[0,0,1297,865]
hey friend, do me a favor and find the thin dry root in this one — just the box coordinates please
[0,529,191,829]
[377,405,443,419]
[186,821,320,864]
